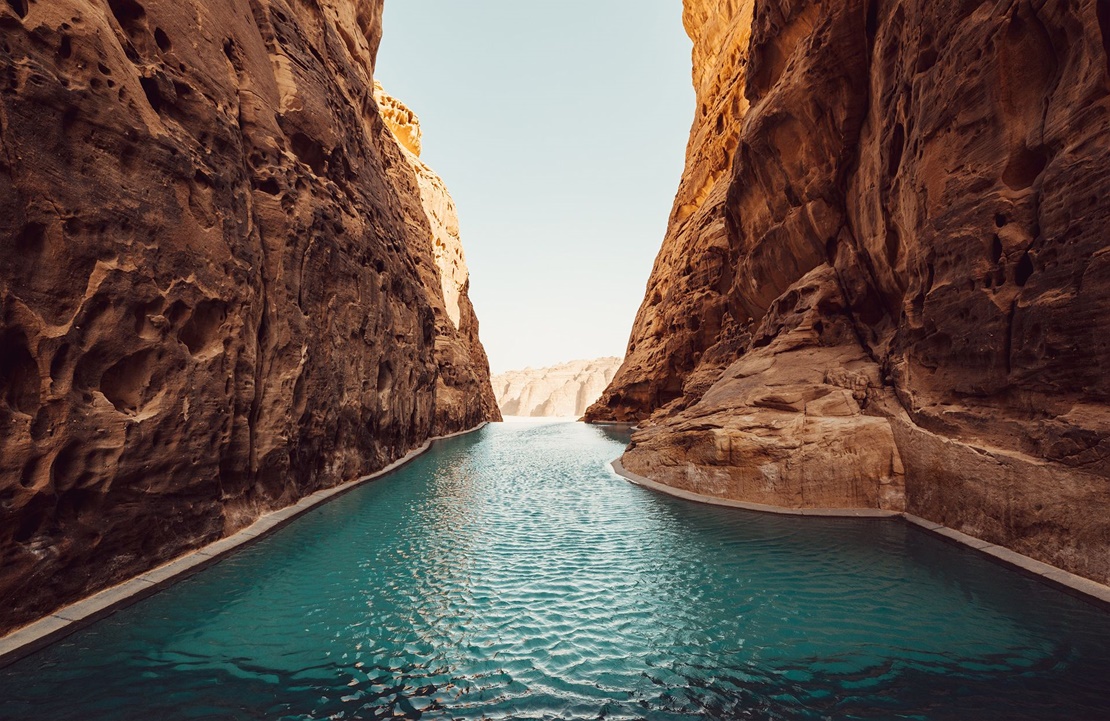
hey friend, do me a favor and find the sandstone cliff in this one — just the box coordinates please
[588,0,1110,584]
[0,0,497,633]
[493,357,622,418]
[373,82,500,434]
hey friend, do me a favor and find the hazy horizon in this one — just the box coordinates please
[376,1,694,375]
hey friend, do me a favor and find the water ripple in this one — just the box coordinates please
[1,422,1109,720]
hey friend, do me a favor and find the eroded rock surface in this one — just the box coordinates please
[0,0,497,633]
[493,357,622,418]
[623,267,905,511]
[590,0,1110,583]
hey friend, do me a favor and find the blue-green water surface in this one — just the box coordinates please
[1,422,1108,720]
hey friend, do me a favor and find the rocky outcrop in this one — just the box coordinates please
[590,0,1110,584]
[624,267,905,511]
[493,357,622,418]
[0,0,497,634]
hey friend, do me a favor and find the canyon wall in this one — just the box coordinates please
[493,357,622,418]
[373,83,500,434]
[0,0,497,633]
[588,0,1110,583]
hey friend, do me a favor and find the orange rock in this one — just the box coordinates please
[622,266,906,512]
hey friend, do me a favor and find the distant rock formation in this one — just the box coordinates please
[0,0,497,634]
[588,0,1110,585]
[494,358,622,418]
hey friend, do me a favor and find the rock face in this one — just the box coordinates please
[625,267,906,511]
[374,83,469,332]
[589,0,1110,584]
[493,357,622,418]
[0,0,497,633]
[373,82,499,433]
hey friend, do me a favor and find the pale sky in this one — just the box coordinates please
[377,1,694,374]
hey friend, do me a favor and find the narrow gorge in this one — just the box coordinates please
[2,0,1109,658]
[0,0,498,634]
[588,0,1110,585]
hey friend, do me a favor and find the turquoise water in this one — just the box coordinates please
[1,421,1108,720]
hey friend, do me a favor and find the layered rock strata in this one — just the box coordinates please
[493,357,622,418]
[588,0,1110,584]
[0,0,497,634]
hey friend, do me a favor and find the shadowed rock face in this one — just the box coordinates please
[588,0,1110,583]
[0,0,497,633]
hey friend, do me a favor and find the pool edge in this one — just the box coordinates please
[0,422,489,669]
[610,458,1110,612]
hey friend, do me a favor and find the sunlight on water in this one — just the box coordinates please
[1,422,1108,720]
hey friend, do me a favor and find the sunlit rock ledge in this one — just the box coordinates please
[374,82,468,332]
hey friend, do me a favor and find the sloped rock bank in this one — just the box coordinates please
[588,0,1110,583]
[0,0,497,633]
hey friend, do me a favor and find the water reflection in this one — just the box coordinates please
[590,422,635,446]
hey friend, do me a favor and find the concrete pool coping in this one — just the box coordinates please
[611,458,1110,612]
[0,423,489,669]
